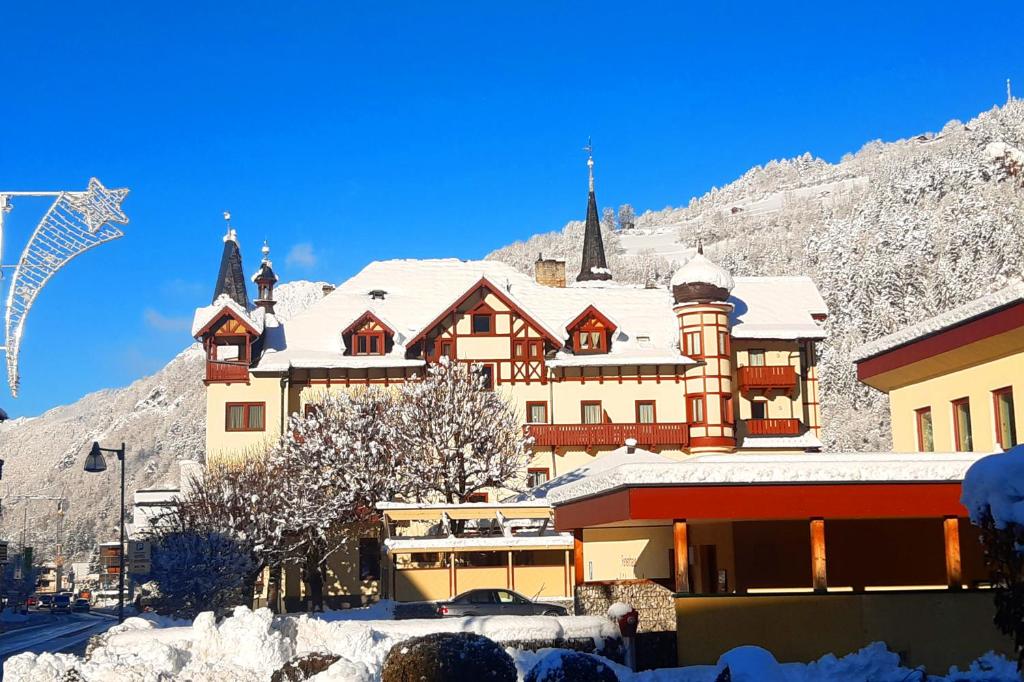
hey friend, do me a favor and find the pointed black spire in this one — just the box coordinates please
[576,139,612,282]
[212,212,251,308]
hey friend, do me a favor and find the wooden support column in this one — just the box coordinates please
[573,530,585,586]
[673,519,690,593]
[564,550,571,596]
[810,518,827,592]
[449,552,456,598]
[508,551,514,589]
[944,516,963,590]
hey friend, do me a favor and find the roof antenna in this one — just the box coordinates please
[583,136,595,192]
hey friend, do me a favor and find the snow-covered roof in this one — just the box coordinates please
[383,533,573,554]
[249,259,828,370]
[538,451,990,505]
[191,294,265,337]
[670,251,735,291]
[853,281,1024,362]
[739,432,824,450]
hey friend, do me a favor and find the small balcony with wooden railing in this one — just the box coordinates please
[737,365,798,394]
[527,422,689,450]
[744,418,803,436]
[205,360,251,384]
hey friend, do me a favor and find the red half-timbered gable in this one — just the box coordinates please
[196,309,260,384]
[565,305,617,355]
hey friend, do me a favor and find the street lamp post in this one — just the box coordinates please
[84,441,126,623]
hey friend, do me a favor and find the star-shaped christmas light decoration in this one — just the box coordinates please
[66,177,129,233]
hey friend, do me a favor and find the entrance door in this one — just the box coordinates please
[697,545,719,594]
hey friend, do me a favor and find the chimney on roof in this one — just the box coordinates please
[534,253,566,288]
[322,283,336,297]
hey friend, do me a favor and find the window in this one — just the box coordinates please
[748,349,765,367]
[353,332,384,356]
[472,312,493,335]
[582,401,603,424]
[466,492,489,503]
[439,340,454,359]
[750,400,766,420]
[952,398,973,452]
[915,407,934,452]
[226,402,265,431]
[526,401,548,424]
[718,330,730,357]
[683,330,702,357]
[636,401,656,424]
[477,364,495,390]
[994,388,1017,450]
[576,330,606,354]
[687,396,705,424]
[359,538,380,581]
[721,395,734,424]
[527,468,550,488]
[514,339,544,360]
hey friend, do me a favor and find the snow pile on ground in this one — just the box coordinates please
[4,605,615,682]
[961,446,1024,527]
[5,605,1018,681]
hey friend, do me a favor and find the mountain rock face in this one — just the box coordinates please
[0,281,328,562]
[489,102,1024,452]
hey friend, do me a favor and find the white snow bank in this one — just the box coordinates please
[608,602,634,619]
[962,446,1024,528]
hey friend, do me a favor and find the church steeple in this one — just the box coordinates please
[576,138,612,282]
[212,211,251,309]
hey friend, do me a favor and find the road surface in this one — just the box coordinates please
[0,611,117,662]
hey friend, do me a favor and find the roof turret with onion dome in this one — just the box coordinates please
[670,240,734,304]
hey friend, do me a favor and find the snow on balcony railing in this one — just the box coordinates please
[527,423,689,448]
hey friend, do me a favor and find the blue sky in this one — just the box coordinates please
[1,2,1021,416]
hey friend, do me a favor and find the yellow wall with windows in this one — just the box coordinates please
[888,352,1024,452]
[206,376,285,465]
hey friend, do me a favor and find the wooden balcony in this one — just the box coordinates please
[527,423,689,448]
[737,365,798,392]
[206,360,250,383]
[745,418,802,436]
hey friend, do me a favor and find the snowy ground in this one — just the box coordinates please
[4,602,1018,681]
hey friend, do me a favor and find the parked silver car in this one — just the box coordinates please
[435,589,568,617]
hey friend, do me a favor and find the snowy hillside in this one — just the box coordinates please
[490,102,1024,451]
[0,281,328,562]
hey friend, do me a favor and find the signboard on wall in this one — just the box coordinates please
[127,541,151,575]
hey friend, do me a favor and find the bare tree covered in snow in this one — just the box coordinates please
[601,207,617,232]
[266,389,412,610]
[618,203,636,231]
[398,359,531,504]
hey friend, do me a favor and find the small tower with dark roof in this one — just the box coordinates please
[252,241,279,314]
[576,139,612,282]
[213,212,251,309]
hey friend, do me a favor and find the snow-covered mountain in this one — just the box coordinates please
[0,281,328,563]
[489,101,1024,451]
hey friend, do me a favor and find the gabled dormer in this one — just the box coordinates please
[193,296,263,384]
[566,305,617,355]
[342,311,395,356]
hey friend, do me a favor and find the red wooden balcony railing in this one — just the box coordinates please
[745,418,802,436]
[737,365,798,392]
[527,423,689,448]
[206,360,250,383]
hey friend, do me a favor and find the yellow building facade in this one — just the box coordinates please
[193,210,828,606]
[855,284,1024,453]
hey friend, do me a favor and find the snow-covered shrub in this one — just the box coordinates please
[962,447,1024,671]
[270,652,340,681]
[523,650,618,682]
[149,530,255,618]
[380,632,516,682]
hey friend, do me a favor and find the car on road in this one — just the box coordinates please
[50,593,72,614]
[25,595,38,608]
[37,594,54,610]
[71,598,90,613]
[435,589,569,617]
